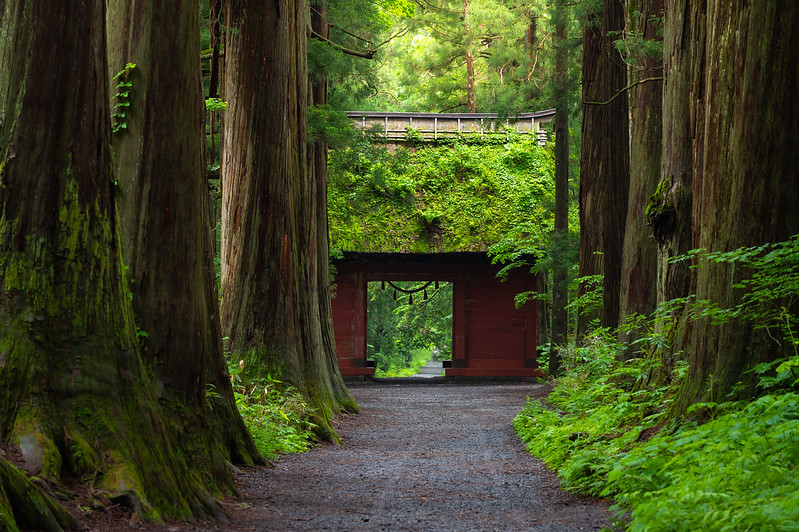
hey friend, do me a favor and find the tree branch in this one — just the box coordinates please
[310,30,376,59]
[582,76,663,106]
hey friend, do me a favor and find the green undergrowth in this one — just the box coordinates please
[515,236,799,531]
[226,361,317,460]
[515,334,686,496]
[515,339,799,531]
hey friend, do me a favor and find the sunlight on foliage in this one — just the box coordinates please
[515,333,687,496]
[373,348,434,378]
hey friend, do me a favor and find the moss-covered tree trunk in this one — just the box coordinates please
[0,0,222,524]
[668,1,799,411]
[221,0,356,440]
[106,0,262,496]
[617,0,663,351]
[0,456,76,531]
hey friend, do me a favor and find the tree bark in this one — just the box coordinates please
[669,1,799,411]
[550,0,570,375]
[653,0,704,306]
[578,0,630,337]
[221,0,355,440]
[106,0,262,497]
[0,0,220,521]
[310,3,359,414]
[599,0,630,331]
[617,0,663,352]
[576,5,604,338]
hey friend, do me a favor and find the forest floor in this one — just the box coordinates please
[79,382,611,531]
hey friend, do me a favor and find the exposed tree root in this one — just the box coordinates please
[0,456,76,532]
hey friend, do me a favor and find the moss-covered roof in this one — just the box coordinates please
[327,140,555,253]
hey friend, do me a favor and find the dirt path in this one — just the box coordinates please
[91,382,611,531]
[210,382,610,531]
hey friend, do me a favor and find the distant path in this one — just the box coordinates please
[411,357,444,378]
[215,383,611,531]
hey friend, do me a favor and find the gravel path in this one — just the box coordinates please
[212,382,611,531]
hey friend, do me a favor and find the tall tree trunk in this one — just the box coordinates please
[670,1,799,411]
[310,3,359,413]
[208,0,222,169]
[576,5,604,338]
[550,0,570,375]
[106,0,262,497]
[617,0,663,352]
[578,0,631,336]
[600,0,630,331]
[222,0,355,440]
[653,0,703,306]
[0,0,220,522]
[463,0,477,112]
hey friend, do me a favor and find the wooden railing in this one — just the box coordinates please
[346,109,555,145]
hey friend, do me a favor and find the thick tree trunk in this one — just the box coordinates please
[221,0,355,439]
[670,1,799,411]
[550,0,569,375]
[599,0,630,331]
[617,0,663,352]
[0,0,220,522]
[106,0,262,497]
[653,0,703,306]
[578,0,630,337]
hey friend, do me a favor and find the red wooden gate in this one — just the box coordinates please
[331,253,543,378]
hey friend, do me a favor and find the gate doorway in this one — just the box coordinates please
[367,280,453,377]
[331,252,543,378]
